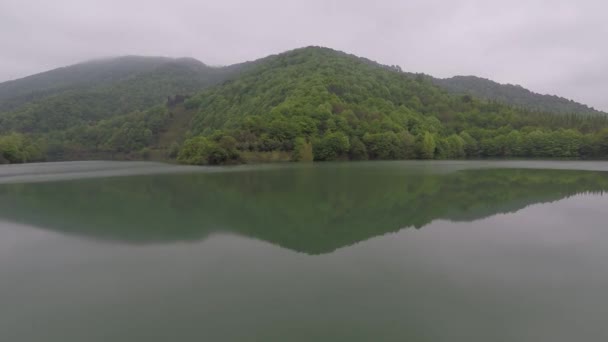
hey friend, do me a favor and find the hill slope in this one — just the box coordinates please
[0,56,175,111]
[2,46,608,165]
[0,56,244,133]
[177,47,608,164]
[433,75,605,116]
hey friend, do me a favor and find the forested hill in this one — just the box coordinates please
[0,56,177,111]
[3,46,608,165]
[433,75,605,116]
[177,47,608,165]
[0,56,245,133]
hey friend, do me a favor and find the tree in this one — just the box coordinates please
[398,131,417,159]
[0,133,42,164]
[363,132,401,160]
[349,136,368,160]
[459,132,479,157]
[313,132,350,161]
[177,136,239,165]
[595,128,608,158]
[293,137,314,162]
[418,132,436,159]
[168,142,180,159]
[446,134,465,159]
[218,135,240,159]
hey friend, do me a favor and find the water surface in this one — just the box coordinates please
[2,161,608,341]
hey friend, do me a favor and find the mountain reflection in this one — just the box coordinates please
[0,165,606,254]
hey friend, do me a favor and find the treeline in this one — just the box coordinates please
[43,106,172,160]
[0,106,173,163]
[174,125,608,165]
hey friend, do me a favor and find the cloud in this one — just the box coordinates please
[1,0,607,110]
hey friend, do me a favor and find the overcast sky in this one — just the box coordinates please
[1,0,607,110]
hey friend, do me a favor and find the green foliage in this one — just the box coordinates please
[37,106,172,160]
[168,142,181,159]
[177,134,240,165]
[435,75,605,116]
[460,132,479,157]
[314,132,350,161]
[363,132,401,160]
[445,134,466,159]
[3,46,608,165]
[177,137,213,165]
[0,132,42,163]
[0,56,247,134]
[178,47,608,164]
[418,132,436,159]
[349,136,368,160]
[293,137,314,162]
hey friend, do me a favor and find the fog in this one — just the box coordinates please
[1,0,606,110]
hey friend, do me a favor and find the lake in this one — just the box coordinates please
[2,160,608,341]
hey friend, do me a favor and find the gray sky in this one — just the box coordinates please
[1,0,607,111]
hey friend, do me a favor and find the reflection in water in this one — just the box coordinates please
[3,163,608,342]
[0,165,606,254]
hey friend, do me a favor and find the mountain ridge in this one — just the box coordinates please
[0,56,250,134]
[1,48,602,117]
[2,46,608,165]
[432,75,605,116]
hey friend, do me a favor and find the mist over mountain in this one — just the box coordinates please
[0,56,254,133]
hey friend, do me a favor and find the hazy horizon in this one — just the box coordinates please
[2,0,607,111]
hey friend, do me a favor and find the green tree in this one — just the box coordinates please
[459,132,479,157]
[446,134,465,159]
[177,136,239,165]
[418,132,436,159]
[0,133,42,163]
[314,132,350,161]
[595,128,608,158]
[363,132,401,160]
[293,137,314,162]
[349,136,368,160]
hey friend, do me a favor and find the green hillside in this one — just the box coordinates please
[0,56,173,111]
[2,46,608,165]
[0,56,245,134]
[433,75,605,116]
[177,47,608,165]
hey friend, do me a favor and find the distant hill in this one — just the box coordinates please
[0,56,245,132]
[0,56,178,111]
[433,75,605,116]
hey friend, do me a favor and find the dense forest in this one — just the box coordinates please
[178,47,608,164]
[1,46,608,165]
[0,57,248,134]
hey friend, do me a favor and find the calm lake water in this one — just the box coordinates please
[2,160,608,341]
